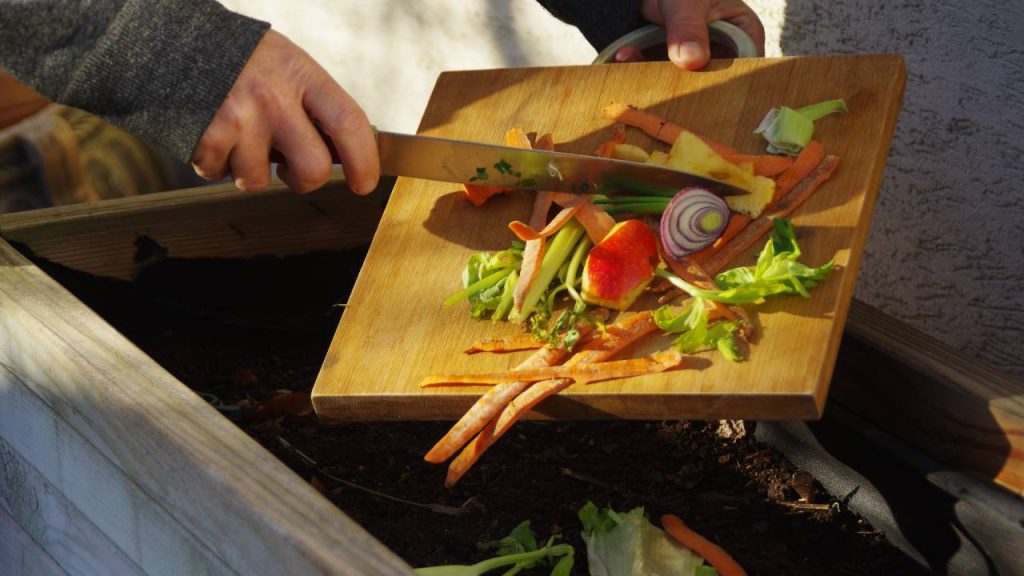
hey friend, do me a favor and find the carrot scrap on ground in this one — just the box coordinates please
[661,514,747,576]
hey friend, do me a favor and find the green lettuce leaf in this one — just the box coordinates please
[579,502,713,576]
[445,242,524,320]
[653,299,743,360]
[656,219,834,305]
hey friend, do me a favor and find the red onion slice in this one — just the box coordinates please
[660,187,730,259]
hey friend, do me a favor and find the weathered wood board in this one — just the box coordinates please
[313,55,906,421]
[0,188,414,575]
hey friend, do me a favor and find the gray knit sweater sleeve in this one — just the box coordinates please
[0,0,269,162]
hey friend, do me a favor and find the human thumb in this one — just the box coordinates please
[661,1,711,70]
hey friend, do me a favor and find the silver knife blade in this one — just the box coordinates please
[376,131,748,197]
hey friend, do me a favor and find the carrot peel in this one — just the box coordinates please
[661,514,747,576]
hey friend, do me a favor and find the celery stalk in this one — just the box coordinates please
[509,219,585,322]
[755,98,847,156]
[564,235,593,310]
[414,543,574,576]
[443,268,513,308]
[491,270,518,321]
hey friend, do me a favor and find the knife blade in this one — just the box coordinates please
[374,131,748,197]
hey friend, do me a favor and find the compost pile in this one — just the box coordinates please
[32,245,927,575]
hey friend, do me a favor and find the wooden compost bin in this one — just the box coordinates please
[2,179,1022,575]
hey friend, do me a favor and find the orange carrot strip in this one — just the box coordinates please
[461,129,545,206]
[551,193,616,243]
[464,334,546,354]
[534,132,554,151]
[594,122,627,157]
[704,155,839,275]
[662,514,747,576]
[508,131,552,313]
[688,213,753,265]
[508,196,587,241]
[604,102,789,178]
[444,312,660,486]
[602,102,737,157]
[419,349,683,387]
[773,140,824,202]
[574,201,616,243]
[462,184,507,207]
[424,349,564,464]
[603,102,682,146]
[720,152,793,178]
[427,312,609,464]
[512,191,551,312]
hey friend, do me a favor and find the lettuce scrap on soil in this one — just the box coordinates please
[579,502,718,576]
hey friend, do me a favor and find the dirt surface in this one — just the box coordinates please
[30,244,930,575]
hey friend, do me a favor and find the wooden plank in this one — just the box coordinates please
[0,433,145,575]
[0,504,68,576]
[833,299,1024,496]
[0,176,385,280]
[314,55,907,421]
[0,364,213,575]
[0,239,414,575]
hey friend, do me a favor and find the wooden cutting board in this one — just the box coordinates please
[312,55,906,421]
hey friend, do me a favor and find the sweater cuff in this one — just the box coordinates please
[62,0,270,162]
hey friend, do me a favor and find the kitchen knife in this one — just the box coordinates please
[374,130,748,197]
[271,130,748,197]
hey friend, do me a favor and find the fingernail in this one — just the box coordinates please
[671,41,705,67]
[354,178,377,195]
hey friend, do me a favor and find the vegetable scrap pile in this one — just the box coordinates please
[425,100,845,487]
[415,503,746,576]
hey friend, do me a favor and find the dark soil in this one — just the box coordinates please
[29,243,930,576]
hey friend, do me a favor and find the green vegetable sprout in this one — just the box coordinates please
[415,520,573,576]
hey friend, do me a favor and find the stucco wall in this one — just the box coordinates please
[222,1,1024,376]
[750,0,1024,376]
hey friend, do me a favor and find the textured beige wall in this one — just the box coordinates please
[223,1,1024,376]
[748,0,1024,376]
[219,1,596,132]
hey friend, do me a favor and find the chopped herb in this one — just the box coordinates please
[469,167,489,182]
[494,159,520,177]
